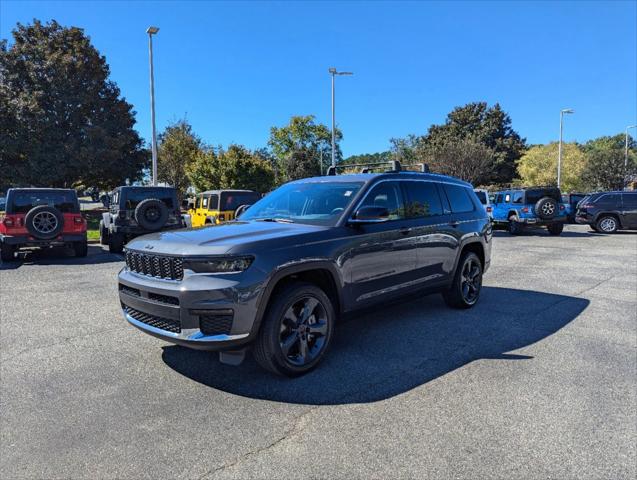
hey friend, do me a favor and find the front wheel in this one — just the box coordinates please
[443,251,483,309]
[99,220,110,245]
[596,215,618,233]
[508,216,522,235]
[547,222,564,236]
[253,282,335,377]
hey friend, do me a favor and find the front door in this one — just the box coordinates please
[346,181,419,306]
[621,193,637,228]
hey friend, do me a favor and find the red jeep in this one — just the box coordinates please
[0,188,88,261]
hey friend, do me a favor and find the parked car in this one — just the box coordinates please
[0,188,87,261]
[188,189,261,227]
[118,163,492,376]
[100,186,184,253]
[491,186,566,235]
[562,192,588,223]
[474,188,493,219]
[575,191,637,233]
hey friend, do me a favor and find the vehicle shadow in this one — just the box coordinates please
[0,244,123,269]
[493,230,599,238]
[162,286,589,405]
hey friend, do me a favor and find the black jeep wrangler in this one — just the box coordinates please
[100,186,184,253]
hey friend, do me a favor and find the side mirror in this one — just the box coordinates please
[349,206,390,224]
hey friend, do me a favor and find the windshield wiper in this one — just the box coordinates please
[255,217,294,223]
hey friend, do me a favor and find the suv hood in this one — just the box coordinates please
[125,220,329,256]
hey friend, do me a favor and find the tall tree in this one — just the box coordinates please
[186,147,220,193]
[419,137,496,185]
[157,119,202,198]
[268,115,340,182]
[0,20,147,189]
[218,145,274,193]
[517,142,588,192]
[582,134,636,191]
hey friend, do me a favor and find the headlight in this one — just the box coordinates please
[183,256,253,274]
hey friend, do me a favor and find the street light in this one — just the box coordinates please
[625,124,637,190]
[328,67,353,168]
[557,108,574,190]
[147,26,159,186]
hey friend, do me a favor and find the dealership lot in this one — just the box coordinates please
[0,225,635,479]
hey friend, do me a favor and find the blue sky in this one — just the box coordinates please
[1,1,636,157]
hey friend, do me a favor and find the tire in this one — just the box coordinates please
[25,205,64,240]
[1,242,16,262]
[253,282,335,377]
[443,251,483,309]
[508,216,522,235]
[547,222,564,236]
[596,215,618,234]
[99,220,110,245]
[134,199,169,231]
[74,241,88,257]
[108,233,125,253]
[535,197,558,220]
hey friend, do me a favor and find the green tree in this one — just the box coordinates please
[517,142,587,192]
[582,134,636,191]
[342,151,393,166]
[419,136,496,184]
[157,119,202,198]
[0,20,147,189]
[186,147,220,193]
[268,115,340,182]
[218,145,274,193]
[391,102,526,184]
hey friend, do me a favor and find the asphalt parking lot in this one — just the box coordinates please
[1,224,635,479]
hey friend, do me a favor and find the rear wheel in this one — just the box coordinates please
[547,222,564,236]
[443,251,483,309]
[508,216,522,235]
[253,282,335,377]
[1,242,16,262]
[73,240,88,257]
[596,215,618,233]
[108,233,125,253]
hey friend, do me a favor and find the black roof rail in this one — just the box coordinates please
[326,160,402,176]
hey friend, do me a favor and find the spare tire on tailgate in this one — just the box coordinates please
[134,198,169,231]
[534,197,558,220]
[25,205,64,240]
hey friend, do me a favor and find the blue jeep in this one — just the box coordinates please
[492,187,566,235]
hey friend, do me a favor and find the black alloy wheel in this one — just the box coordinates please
[443,251,483,309]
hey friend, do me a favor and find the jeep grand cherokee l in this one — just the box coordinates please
[576,191,637,233]
[118,168,492,376]
[0,188,87,261]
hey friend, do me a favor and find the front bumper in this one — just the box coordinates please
[118,267,264,351]
[0,233,87,246]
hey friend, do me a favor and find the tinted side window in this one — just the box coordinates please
[221,192,261,211]
[512,192,524,204]
[403,182,443,218]
[359,182,405,220]
[596,194,620,206]
[209,194,219,209]
[195,196,201,209]
[442,184,475,213]
[622,194,637,208]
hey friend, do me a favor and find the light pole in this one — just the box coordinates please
[557,108,574,190]
[625,124,637,190]
[147,26,159,186]
[328,67,353,168]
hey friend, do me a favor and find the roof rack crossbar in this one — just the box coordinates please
[326,160,402,176]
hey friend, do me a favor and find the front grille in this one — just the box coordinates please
[124,306,181,334]
[125,251,184,280]
[148,292,179,306]
[119,284,141,297]
[198,310,233,336]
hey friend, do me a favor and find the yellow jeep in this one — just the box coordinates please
[189,189,261,227]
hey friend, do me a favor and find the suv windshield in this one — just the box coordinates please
[220,191,261,211]
[240,181,363,226]
[122,189,175,210]
[8,190,79,214]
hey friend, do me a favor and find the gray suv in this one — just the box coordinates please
[118,168,492,376]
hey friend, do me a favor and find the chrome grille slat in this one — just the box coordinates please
[125,251,183,280]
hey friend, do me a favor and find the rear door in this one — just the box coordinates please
[621,193,637,228]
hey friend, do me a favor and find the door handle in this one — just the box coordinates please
[399,227,411,235]
[449,221,460,227]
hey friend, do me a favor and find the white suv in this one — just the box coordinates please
[474,189,493,219]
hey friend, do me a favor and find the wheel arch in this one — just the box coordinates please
[594,211,623,228]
